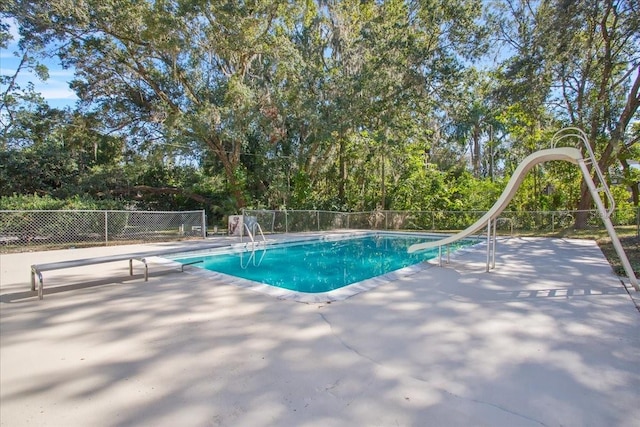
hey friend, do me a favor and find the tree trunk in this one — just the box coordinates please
[575,183,592,229]
[204,136,246,208]
[338,134,346,205]
[380,149,386,210]
[472,124,481,177]
[574,68,640,229]
[621,158,639,206]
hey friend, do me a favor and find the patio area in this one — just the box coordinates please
[1,235,639,426]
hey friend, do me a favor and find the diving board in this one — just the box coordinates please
[30,242,232,300]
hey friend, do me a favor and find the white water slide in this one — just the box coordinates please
[408,128,639,291]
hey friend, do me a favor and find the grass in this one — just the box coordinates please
[595,234,639,278]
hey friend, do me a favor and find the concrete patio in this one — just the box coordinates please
[1,235,639,426]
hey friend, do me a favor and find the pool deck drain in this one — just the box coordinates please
[1,234,639,426]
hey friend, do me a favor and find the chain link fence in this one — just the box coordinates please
[0,210,206,253]
[243,207,639,236]
[4,207,634,253]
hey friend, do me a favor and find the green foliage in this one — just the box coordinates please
[2,0,637,222]
[610,186,635,225]
[0,193,122,210]
[1,140,79,197]
[0,194,127,244]
[491,0,640,224]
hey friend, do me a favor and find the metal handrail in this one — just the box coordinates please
[252,222,266,243]
[552,127,615,218]
[241,222,255,245]
[240,221,268,267]
[240,251,252,269]
[239,250,266,268]
[241,221,267,252]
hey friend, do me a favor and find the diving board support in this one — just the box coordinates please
[180,260,203,272]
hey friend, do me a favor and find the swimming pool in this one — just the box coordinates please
[167,232,477,301]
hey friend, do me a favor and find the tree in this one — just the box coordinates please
[493,0,640,227]
[5,0,493,214]
[444,69,502,178]
[552,0,640,226]
[0,37,51,146]
[7,0,306,208]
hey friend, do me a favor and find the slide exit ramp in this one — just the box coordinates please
[408,128,638,292]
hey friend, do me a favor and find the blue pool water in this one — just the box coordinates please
[171,234,475,294]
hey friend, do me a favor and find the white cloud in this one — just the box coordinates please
[30,75,78,100]
[48,69,76,78]
[7,17,20,41]
[1,64,75,79]
[38,85,78,100]
[2,62,78,102]
[1,19,20,57]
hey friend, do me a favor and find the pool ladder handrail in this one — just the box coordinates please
[551,127,615,218]
[241,221,267,250]
[240,248,267,269]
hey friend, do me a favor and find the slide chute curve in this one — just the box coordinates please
[407,147,583,253]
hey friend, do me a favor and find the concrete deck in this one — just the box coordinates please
[1,236,639,426]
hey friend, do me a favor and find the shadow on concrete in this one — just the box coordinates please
[1,237,638,426]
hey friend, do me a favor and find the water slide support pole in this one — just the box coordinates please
[577,159,639,291]
[492,217,497,270]
[486,219,491,272]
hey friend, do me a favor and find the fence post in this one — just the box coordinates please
[637,206,639,238]
[104,211,109,245]
[317,210,320,231]
[271,211,276,234]
[285,209,289,233]
[202,210,207,238]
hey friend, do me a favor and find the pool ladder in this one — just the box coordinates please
[241,221,267,251]
[240,248,266,269]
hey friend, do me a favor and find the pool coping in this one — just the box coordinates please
[149,230,483,303]
[3,236,639,426]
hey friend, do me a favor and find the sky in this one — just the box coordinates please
[1,18,79,109]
